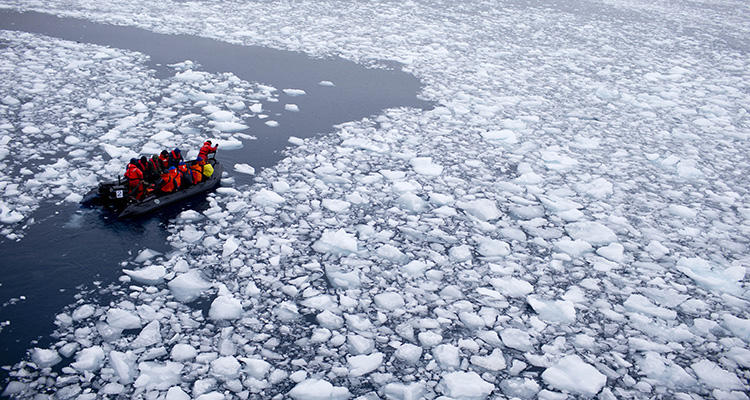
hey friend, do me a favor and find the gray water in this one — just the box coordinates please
[0,9,430,385]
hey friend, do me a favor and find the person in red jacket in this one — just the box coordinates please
[124,162,145,200]
[158,150,170,171]
[168,148,184,168]
[198,140,218,161]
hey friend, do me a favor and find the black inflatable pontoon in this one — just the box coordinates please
[83,158,222,218]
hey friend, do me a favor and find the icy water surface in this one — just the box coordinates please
[1,0,748,398]
[0,9,429,384]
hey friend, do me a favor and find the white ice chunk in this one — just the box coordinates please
[457,199,501,221]
[175,70,208,81]
[374,292,405,311]
[470,348,506,371]
[490,277,533,298]
[576,177,613,199]
[134,362,183,391]
[645,240,669,259]
[209,295,243,320]
[31,348,61,368]
[211,356,241,379]
[383,382,424,400]
[72,304,95,321]
[170,343,198,361]
[433,344,461,370]
[477,238,510,257]
[596,243,624,263]
[222,236,240,257]
[624,294,676,320]
[395,343,423,364]
[212,121,249,132]
[723,314,750,342]
[240,357,272,379]
[71,346,105,371]
[348,352,383,377]
[565,221,617,246]
[500,328,533,351]
[285,104,299,112]
[541,355,606,396]
[166,387,191,400]
[252,189,285,207]
[168,270,212,302]
[437,371,494,400]
[288,379,350,400]
[130,320,162,348]
[109,350,136,384]
[554,238,593,258]
[283,89,306,96]
[397,193,427,212]
[527,296,576,323]
[690,359,743,390]
[322,198,351,213]
[123,265,166,286]
[410,157,443,176]
[675,257,745,296]
[313,229,358,256]
[481,129,517,144]
[637,352,696,389]
[234,163,255,175]
[106,308,142,330]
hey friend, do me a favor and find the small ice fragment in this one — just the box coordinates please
[283,88,306,96]
[318,81,335,87]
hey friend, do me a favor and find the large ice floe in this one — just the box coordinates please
[2,0,750,399]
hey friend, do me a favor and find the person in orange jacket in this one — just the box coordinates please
[198,140,218,161]
[124,162,145,200]
[171,165,182,190]
[157,167,178,193]
[177,161,192,186]
[190,157,205,184]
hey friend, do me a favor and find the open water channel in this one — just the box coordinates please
[0,9,430,386]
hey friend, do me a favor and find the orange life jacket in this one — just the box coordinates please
[171,168,181,189]
[190,163,203,183]
[159,171,175,193]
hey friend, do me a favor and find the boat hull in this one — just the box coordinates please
[84,160,223,218]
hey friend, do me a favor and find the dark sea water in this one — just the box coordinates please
[0,9,430,385]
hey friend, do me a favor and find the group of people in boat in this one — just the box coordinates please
[123,140,218,200]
